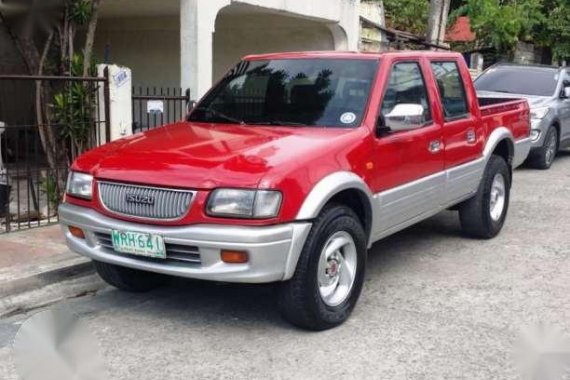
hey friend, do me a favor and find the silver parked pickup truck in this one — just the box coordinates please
[476,63,570,169]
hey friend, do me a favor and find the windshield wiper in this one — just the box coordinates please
[247,120,307,126]
[193,107,245,124]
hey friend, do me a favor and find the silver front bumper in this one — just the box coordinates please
[59,203,311,283]
[529,116,553,149]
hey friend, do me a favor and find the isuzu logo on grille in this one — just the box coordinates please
[125,193,155,205]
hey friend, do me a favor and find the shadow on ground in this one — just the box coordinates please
[78,210,467,330]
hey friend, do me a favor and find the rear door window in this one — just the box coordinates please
[430,61,469,120]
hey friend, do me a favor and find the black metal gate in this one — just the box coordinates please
[0,73,109,234]
[132,87,191,132]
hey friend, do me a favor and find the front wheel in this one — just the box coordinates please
[528,126,558,170]
[459,155,511,239]
[278,204,367,331]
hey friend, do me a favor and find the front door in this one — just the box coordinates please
[370,60,445,237]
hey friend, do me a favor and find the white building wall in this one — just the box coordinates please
[95,0,360,99]
[180,0,360,100]
[94,17,181,88]
[213,14,335,82]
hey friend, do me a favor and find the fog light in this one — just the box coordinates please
[530,129,541,141]
[68,226,85,239]
[221,250,249,264]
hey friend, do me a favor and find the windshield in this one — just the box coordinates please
[475,66,559,97]
[189,58,378,127]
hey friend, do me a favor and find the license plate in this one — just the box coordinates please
[111,230,166,259]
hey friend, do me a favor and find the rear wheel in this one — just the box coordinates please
[459,155,511,239]
[278,204,367,331]
[528,126,558,169]
[94,261,166,292]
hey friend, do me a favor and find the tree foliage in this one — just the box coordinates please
[0,0,103,198]
[450,0,543,55]
[382,0,430,36]
[533,0,570,60]
[450,0,570,60]
[53,54,97,158]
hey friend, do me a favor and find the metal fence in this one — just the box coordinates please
[0,73,109,234]
[132,87,191,132]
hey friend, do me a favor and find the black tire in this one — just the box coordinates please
[528,126,558,170]
[278,204,367,331]
[459,155,511,239]
[94,261,166,292]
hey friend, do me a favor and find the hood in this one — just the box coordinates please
[73,122,358,189]
[477,90,552,109]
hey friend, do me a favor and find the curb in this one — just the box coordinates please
[0,254,94,299]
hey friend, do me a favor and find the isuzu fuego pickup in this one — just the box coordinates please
[60,51,531,330]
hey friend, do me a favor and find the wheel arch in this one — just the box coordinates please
[484,127,515,166]
[551,121,561,147]
[296,171,375,246]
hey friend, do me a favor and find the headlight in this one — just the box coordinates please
[207,189,282,218]
[66,172,93,199]
[530,107,550,120]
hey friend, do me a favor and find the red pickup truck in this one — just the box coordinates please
[60,51,531,330]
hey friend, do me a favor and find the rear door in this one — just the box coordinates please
[429,60,484,167]
[370,59,445,236]
[429,60,485,204]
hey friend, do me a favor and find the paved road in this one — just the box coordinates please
[1,153,570,380]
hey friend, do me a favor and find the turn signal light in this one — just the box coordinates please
[68,226,85,239]
[221,250,249,264]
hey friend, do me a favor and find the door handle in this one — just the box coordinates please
[429,139,443,153]
[466,128,476,144]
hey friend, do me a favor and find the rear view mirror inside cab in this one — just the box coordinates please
[379,103,426,133]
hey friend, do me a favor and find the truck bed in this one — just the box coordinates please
[478,97,530,141]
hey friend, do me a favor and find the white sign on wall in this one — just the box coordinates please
[113,69,129,88]
[147,100,164,114]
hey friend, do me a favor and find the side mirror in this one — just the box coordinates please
[382,103,426,132]
[563,87,570,99]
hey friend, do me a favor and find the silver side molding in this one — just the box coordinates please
[295,128,519,248]
[371,171,445,236]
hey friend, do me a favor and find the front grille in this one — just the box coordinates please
[95,233,201,264]
[98,181,194,220]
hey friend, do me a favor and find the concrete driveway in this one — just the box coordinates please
[1,152,569,380]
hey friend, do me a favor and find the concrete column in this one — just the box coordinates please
[180,0,230,100]
[97,64,133,143]
[328,24,349,50]
[337,0,360,51]
[427,0,451,48]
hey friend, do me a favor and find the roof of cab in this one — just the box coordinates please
[243,50,464,61]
